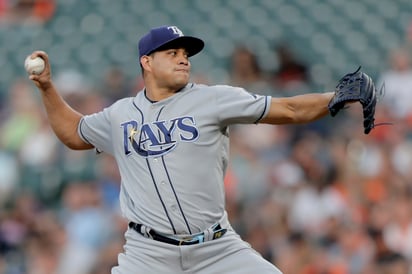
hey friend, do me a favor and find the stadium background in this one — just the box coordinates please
[1,0,411,92]
[1,0,412,273]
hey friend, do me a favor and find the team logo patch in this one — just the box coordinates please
[168,26,184,37]
[121,116,199,157]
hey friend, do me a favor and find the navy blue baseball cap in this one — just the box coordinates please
[138,25,204,59]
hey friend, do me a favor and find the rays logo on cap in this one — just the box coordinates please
[138,25,205,58]
[167,26,184,36]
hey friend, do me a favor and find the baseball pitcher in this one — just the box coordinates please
[27,25,377,273]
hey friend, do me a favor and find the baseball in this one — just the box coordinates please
[24,56,45,75]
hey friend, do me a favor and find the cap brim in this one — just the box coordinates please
[153,36,204,57]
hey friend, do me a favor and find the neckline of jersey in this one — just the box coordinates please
[142,83,193,104]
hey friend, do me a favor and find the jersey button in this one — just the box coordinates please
[161,181,166,185]
[153,158,158,163]
[171,205,177,211]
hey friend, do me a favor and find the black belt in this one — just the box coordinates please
[129,222,227,246]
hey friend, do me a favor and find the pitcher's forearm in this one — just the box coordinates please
[261,92,334,124]
[40,82,93,150]
[290,92,334,122]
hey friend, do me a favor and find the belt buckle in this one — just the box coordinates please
[175,224,225,246]
[178,234,204,246]
[178,236,193,246]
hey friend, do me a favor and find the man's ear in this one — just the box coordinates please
[140,55,151,71]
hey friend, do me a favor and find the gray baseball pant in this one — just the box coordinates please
[111,228,282,274]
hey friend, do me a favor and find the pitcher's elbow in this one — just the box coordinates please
[59,135,93,150]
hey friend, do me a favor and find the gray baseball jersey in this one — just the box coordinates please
[78,83,271,235]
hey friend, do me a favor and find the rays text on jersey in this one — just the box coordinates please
[121,116,199,157]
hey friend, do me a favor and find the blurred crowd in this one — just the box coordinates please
[3,10,412,274]
[0,0,55,25]
[224,42,412,274]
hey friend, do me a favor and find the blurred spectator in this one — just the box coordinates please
[404,19,412,54]
[54,70,93,101]
[287,180,348,239]
[0,192,43,273]
[0,0,55,24]
[272,43,310,94]
[228,124,279,205]
[390,134,412,181]
[56,181,117,274]
[18,114,57,168]
[368,228,408,274]
[377,47,412,122]
[99,66,133,106]
[0,78,42,153]
[286,132,347,239]
[376,253,410,274]
[0,151,18,205]
[333,223,375,273]
[276,232,312,274]
[95,154,121,211]
[299,246,349,274]
[88,238,124,274]
[383,192,412,260]
[25,210,65,274]
[227,45,274,96]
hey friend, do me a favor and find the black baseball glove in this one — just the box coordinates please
[328,66,377,134]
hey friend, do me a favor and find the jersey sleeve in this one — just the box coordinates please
[215,85,271,126]
[78,107,114,155]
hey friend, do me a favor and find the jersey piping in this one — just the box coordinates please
[254,96,269,124]
[155,106,192,234]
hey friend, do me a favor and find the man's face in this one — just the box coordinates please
[146,48,191,90]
